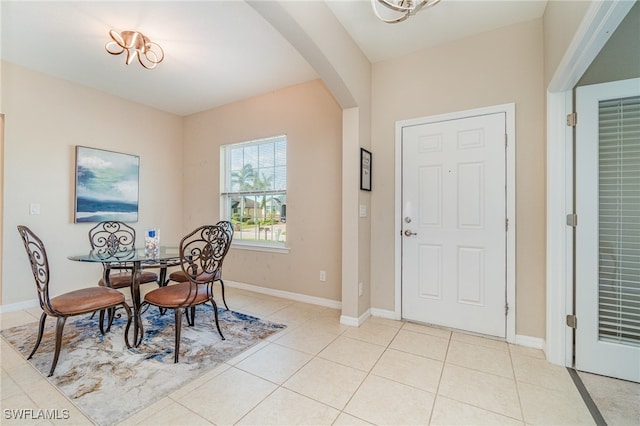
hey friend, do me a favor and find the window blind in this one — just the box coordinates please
[598,95,640,347]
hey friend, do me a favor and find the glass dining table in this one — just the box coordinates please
[68,247,182,346]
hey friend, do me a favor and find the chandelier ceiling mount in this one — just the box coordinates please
[371,0,441,24]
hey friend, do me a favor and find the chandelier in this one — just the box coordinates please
[105,30,164,70]
[371,0,441,24]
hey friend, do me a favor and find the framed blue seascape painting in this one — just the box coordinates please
[74,146,139,223]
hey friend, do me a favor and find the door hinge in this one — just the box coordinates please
[566,113,577,127]
[566,214,578,227]
[505,218,509,232]
[566,314,577,329]
[505,303,509,316]
[505,134,508,147]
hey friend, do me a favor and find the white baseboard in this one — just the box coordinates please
[340,309,371,327]
[6,288,545,352]
[1,282,343,316]
[225,280,342,310]
[0,298,39,314]
[371,308,401,320]
[515,334,546,350]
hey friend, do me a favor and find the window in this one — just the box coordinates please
[597,96,640,347]
[221,135,287,248]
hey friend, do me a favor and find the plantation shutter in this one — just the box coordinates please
[598,95,640,347]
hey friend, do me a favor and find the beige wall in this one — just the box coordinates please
[182,79,343,302]
[370,19,546,338]
[1,61,184,304]
[0,65,342,307]
[543,0,591,87]
[578,1,640,86]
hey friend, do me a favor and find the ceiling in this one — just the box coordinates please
[1,1,548,116]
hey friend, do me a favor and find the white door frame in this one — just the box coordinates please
[545,1,635,366]
[394,103,516,343]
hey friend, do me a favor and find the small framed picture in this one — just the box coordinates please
[360,148,372,191]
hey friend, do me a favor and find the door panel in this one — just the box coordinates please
[418,244,441,298]
[458,162,484,228]
[458,247,484,305]
[401,113,506,337]
[575,78,640,382]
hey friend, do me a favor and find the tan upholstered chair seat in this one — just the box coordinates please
[99,271,158,289]
[50,287,126,316]
[144,282,212,308]
[168,270,220,283]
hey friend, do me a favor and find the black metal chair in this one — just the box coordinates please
[166,220,233,310]
[89,221,159,328]
[141,224,232,362]
[17,225,133,376]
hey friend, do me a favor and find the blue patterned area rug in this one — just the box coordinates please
[1,305,286,425]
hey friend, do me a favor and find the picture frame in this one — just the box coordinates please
[360,148,372,191]
[74,146,140,223]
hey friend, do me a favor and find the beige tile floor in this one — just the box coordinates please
[0,286,613,425]
[578,371,640,426]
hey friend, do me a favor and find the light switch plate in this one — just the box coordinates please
[359,204,367,217]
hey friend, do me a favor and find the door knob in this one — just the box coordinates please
[404,230,417,237]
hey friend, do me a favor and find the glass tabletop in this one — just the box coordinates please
[68,246,181,264]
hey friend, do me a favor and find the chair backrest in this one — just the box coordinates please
[179,224,232,285]
[17,226,55,314]
[89,221,136,257]
[215,220,234,258]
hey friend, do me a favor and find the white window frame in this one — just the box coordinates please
[220,135,288,252]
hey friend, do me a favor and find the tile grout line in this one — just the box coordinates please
[508,343,527,424]
[232,314,347,425]
[329,321,405,424]
[430,337,525,423]
[426,326,452,425]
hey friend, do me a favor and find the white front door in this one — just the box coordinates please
[401,112,507,337]
[575,78,640,383]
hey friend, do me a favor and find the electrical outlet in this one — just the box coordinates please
[30,203,40,215]
[319,270,326,282]
[358,282,363,296]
